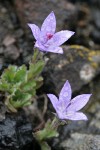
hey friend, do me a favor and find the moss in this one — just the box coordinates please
[69,45,100,69]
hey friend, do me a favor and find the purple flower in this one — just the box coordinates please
[47,80,91,121]
[28,11,75,54]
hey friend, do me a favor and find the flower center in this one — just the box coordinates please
[46,33,53,40]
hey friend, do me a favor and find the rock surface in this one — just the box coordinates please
[0,111,40,150]
[0,1,33,67]
[13,0,76,32]
[43,45,100,94]
[61,133,100,150]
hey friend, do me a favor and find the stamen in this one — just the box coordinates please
[46,33,53,40]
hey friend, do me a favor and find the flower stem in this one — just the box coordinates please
[31,48,44,64]
[51,117,60,130]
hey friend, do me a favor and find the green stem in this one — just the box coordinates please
[31,48,43,63]
[51,117,60,130]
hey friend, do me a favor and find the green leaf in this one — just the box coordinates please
[40,142,51,150]
[32,48,39,62]
[1,65,17,83]
[10,97,31,108]
[11,90,32,108]
[35,120,59,141]
[35,76,43,89]
[22,80,36,92]
[28,89,36,96]
[28,60,45,79]
[0,82,10,92]
[13,90,31,101]
[5,96,17,113]
[14,65,27,83]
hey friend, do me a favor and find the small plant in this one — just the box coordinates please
[28,12,91,150]
[34,119,59,150]
[0,49,45,112]
[34,81,91,150]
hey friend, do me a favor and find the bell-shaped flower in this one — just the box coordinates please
[47,80,91,121]
[28,11,74,54]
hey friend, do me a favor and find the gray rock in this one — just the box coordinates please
[91,27,100,44]
[13,0,77,32]
[92,9,100,30]
[0,111,41,150]
[3,35,16,47]
[61,133,100,150]
[0,3,13,44]
[4,45,20,61]
[0,1,33,65]
[43,46,100,94]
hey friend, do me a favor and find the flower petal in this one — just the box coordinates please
[28,24,40,40]
[47,46,63,54]
[35,41,63,53]
[47,94,58,112]
[67,94,92,112]
[41,11,56,37]
[35,41,46,51]
[63,112,88,121]
[59,80,72,107]
[48,30,75,47]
